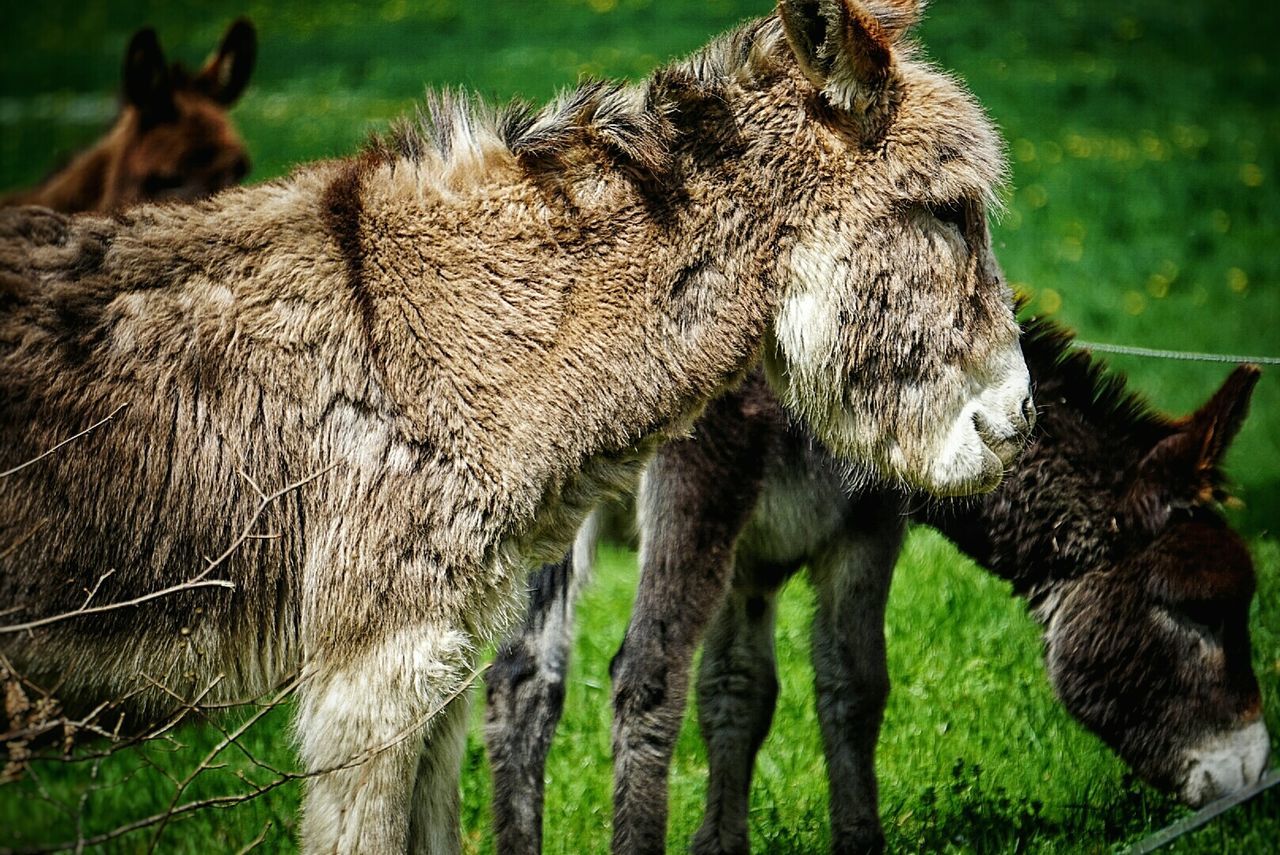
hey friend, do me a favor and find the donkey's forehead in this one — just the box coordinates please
[1139,516,1255,599]
[171,91,238,129]
[879,60,1008,206]
[1070,524,1254,619]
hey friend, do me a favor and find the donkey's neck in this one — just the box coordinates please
[342,75,814,557]
[356,145,784,442]
[8,122,125,213]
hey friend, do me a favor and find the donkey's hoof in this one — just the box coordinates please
[691,826,750,855]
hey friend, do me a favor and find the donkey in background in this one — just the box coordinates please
[1,2,1033,851]
[1,18,255,212]
[485,318,1270,855]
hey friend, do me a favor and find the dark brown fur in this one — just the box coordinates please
[322,157,381,352]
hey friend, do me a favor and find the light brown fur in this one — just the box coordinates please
[1,4,1030,851]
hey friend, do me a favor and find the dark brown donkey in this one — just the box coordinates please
[1,18,255,212]
[486,318,1270,855]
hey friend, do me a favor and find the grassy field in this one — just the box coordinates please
[2,0,1277,852]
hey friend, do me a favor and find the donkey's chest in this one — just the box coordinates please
[737,447,853,571]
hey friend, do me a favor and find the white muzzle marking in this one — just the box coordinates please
[1179,720,1271,806]
[909,342,1032,496]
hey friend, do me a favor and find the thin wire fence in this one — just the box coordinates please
[1073,340,1280,366]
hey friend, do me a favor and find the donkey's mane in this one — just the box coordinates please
[1021,316,1173,442]
[376,17,784,178]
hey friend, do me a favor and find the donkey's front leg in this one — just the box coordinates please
[690,581,780,855]
[295,621,477,855]
[609,548,738,855]
[808,498,906,855]
[610,427,765,855]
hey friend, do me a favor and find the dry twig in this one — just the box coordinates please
[1,462,360,853]
[0,464,338,635]
[0,404,128,480]
[1,663,489,855]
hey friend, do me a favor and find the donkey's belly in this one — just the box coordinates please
[736,440,852,572]
[5,612,300,729]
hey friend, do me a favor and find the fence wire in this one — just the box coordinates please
[1073,341,1280,366]
[1124,767,1280,854]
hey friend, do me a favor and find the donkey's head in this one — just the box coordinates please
[1041,366,1269,805]
[760,0,1032,496]
[101,19,256,208]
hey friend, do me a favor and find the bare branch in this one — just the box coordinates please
[0,577,236,635]
[0,463,375,853]
[0,519,48,564]
[71,719,117,855]
[0,404,128,479]
[2,663,490,855]
[143,673,309,849]
[203,463,339,573]
[237,468,267,502]
[77,569,117,611]
[0,463,340,635]
[233,822,273,855]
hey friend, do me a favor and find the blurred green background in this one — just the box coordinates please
[1,1,1277,853]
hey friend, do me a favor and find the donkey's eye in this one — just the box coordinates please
[1157,602,1224,642]
[183,146,219,170]
[142,172,185,195]
[930,199,968,231]
[1179,599,1228,634]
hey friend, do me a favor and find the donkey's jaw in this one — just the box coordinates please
[903,343,1033,496]
[762,337,1032,497]
[903,418,1005,496]
[1178,719,1270,806]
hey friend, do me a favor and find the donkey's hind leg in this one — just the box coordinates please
[808,493,906,855]
[485,515,597,854]
[690,579,781,855]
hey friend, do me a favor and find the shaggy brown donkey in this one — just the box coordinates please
[1,2,1031,851]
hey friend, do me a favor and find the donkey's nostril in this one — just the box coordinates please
[1020,394,1036,431]
[232,156,251,182]
[971,410,992,441]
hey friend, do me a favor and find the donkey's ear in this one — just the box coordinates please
[1125,365,1261,531]
[123,27,176,122]
[778,0,917,117]
[197,17,257,106]
[1182,363,1261,466]
[865,0,927,40]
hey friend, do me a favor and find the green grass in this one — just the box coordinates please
[1,0,1277,852]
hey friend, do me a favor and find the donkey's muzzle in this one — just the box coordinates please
[972,396,1033,470]
[1178,719,1270,806]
